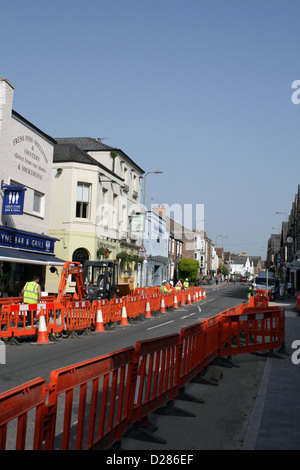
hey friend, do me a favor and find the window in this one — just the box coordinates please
[76,183,90,219]
[72,248,89,264]
[33,190,44,216]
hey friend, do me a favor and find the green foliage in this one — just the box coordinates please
[178,258,199,283]
[116,251,132,263]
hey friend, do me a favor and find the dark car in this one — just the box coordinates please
[240,277,248,282]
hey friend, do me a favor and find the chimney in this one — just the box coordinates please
[153,204,166,218]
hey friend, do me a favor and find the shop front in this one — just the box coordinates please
[0,226,64,297]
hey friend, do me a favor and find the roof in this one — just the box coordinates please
[231,255,248,264]
[12,110,57,145]
[56,137,145,174]
[53,143,124,181]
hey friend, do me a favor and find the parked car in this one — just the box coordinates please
[240,277,248,282]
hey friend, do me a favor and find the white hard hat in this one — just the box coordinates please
[185,278,188,281]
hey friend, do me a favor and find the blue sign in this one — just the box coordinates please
[0,226,58,254]
[2,185,26,215]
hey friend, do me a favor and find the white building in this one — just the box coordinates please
[49,138,144,292]
[230,255,254,277]
[0,78,63,296]
[139,209,169,287]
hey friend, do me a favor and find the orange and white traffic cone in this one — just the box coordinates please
[145,300,152,319]
[203,290,206,299]
[120,299,129,326]
[95,305,105,333]
[187,293,192,305]
[199,290,202,300]
[32,308,54,345]
[173,294,178,309]
[195,291,199,302]
[160,297,166,314]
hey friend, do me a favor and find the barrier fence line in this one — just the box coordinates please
[0,286,206,341]
[0,295,285,450]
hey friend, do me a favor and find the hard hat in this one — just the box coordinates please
[185,278,188,281]
[162,280,166,283]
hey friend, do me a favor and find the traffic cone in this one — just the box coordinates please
[173,294,178,309]
[31,308,54,345]
[199,290,202,300]
[195,291,199,302]
[145,300,152,318]
[120,299,129,326]
[187,293,192,305]
[160,297,166,313]
[95,305,105,332]
[203,290,206,299]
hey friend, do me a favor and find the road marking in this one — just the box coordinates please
[181,312,196,319]
[147,320,174,330]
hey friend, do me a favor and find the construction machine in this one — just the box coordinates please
[56,260,119,303]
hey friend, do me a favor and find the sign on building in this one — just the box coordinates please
[2,185,26,215]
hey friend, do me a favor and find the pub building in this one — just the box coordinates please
[0,78,64,297]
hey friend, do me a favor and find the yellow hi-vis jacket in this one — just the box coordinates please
[23,281,39,304]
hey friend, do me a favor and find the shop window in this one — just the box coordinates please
[76,183,90,219]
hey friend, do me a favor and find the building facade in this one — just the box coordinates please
[139,209,169,287]
[49,138,144,292]
[0,78,63,296]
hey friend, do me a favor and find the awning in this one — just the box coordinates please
[0,247,65,266]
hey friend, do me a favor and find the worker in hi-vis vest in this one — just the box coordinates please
[183,278,189,290]
[22,275,41,326]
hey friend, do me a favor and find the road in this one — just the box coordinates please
[0,282,248,394]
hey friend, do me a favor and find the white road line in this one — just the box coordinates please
[181,312,196,319]
[147,320,174,330]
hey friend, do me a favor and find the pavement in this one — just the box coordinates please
[121,289,300,451]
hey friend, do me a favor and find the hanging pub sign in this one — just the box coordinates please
[1,184,26,215]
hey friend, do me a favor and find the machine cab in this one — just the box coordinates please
[83,260,118,301]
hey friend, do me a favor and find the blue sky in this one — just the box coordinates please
[1,0,300,257]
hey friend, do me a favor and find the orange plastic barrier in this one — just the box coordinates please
[44,347,136,450]
[220,307,284,357]
[130,334,180,425]
[178,320,207,387]
[0,378,47,450]
[0,302,65,340]
[64,300,92,333]
[203,314,222,365]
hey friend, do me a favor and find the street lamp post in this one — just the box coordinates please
[275,211,288,279]
[215,234,223,247]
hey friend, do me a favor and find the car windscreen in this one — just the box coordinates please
[255,277,276,286]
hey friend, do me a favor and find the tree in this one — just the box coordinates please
[178,258,199,283]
